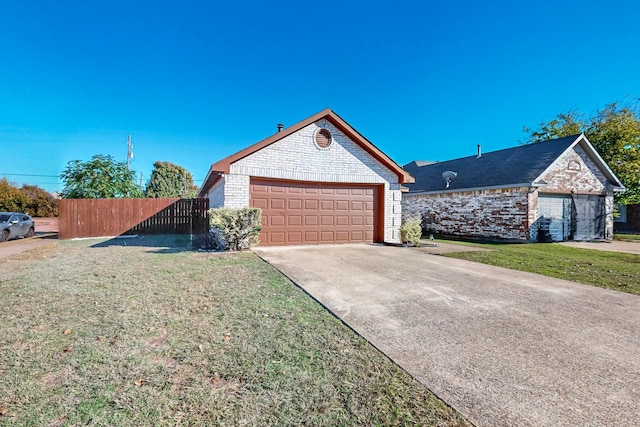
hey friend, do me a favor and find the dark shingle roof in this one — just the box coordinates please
[404,135,582,193]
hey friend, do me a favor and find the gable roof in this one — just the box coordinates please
[198,108,414,197]
[404,134,625,194]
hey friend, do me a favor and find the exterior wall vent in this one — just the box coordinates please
[315,128,332,149]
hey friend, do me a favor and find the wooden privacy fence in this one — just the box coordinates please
[59,198,209,239]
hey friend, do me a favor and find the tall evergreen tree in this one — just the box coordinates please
[145,161,198,198]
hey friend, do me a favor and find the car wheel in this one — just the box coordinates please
[26,227,35,238]
[0,230,9,242]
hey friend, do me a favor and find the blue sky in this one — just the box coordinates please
[2,0,639,192]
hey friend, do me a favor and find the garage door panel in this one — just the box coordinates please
[269,232,285,244]
[288,199,302,210]
[250,180,379,246]
[270,198,285,209]
[288,215,302,226]
[305,231,319,242]
[336,231,350,241]
[350,230,364,240]
[287,231,302,243]
[321,200,334,210]
[336,200,349,210]
[321,216,334,226]
[320,231,334,242]
[336,215,349,226]
[253,198,268,209]
[270,215,285,226]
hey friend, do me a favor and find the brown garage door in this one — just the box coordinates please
[250,179,381,246]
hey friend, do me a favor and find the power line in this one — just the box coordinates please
[0,173,60,177]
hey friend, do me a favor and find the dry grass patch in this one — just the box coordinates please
[0,237,469,426]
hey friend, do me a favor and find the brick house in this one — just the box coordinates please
[402,134,625,242]
[197,109,414,245]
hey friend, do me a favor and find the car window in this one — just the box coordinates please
[0,214,10,222]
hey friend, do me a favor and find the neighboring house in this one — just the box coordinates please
[615,204,640,233]
[402,134,625,242]
[197,109,414,246]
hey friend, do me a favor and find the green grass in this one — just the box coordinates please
[0,237,469,426]
[442,241,640,295]
[615,233,640,241]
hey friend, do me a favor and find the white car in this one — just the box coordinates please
[0,212,35,242]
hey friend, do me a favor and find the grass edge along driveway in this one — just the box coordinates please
[440,240,640,295]
[0,237,469,426]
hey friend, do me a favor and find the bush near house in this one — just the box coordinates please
[207,208,262,251]
[400,218,422,247]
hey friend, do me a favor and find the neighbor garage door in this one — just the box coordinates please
[538,195,572,241]
[250,179,381,246]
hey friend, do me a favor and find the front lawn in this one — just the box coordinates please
[0,237,469,426]
[442,241,640,295]
[615,233,640,241]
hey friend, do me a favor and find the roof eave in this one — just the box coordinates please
[533,133,625,189]
[406,182,543,196]
[200,108,414,189]
[197,170,222,198]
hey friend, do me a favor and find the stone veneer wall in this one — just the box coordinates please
[537,144,614,239]
[218,120,403,242]
[402,188,530,241]
[401,143,617,241]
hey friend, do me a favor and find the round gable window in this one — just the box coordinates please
[314,128,332,149]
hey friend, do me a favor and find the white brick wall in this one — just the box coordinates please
[223,174,249,209]
[219,120,403,242]
[207,176,225,208]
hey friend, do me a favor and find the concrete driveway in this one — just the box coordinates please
[254,244,640,427]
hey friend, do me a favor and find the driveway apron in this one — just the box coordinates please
[254,244,640,427]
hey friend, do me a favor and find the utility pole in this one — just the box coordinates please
[126,134,134,169]
[139,171,143,187]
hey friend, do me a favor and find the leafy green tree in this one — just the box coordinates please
[21,184,59,217]
[60,155,143,198]
[523,101,640,204]
[145,161,198,198]
[0,178,29,212]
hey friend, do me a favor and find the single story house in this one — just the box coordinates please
[402,134,625,242]
[197,109,414,245]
